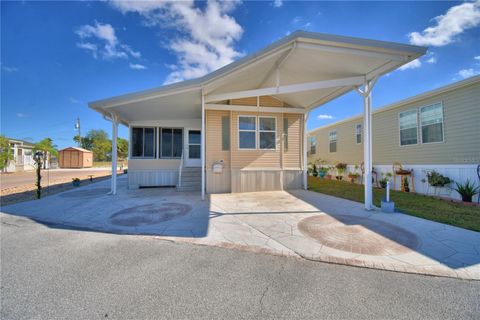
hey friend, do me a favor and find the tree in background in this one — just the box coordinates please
[74,130,128,161]
[0,135,14,171]
[33,138,58,199]
[117,137,128,160]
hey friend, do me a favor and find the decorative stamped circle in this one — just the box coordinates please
[59,188,111,198]
[298,215,419,256]
[109,203,191,226]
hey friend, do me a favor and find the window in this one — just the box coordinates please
[329,131,337,153]
[420,103,444,143]
[188,130,201,159]
[259,117,276,149]
[310,136,317,155]
[238,116,256,149]
[222,116,230,151]
[131,127,156,158]
[160,128,183,158]
[399,109,418,146]
[355,124,362,144]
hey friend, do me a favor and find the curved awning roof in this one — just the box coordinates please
[89,31,426,124]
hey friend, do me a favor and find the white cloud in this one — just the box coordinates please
[68,97,81,104]
[273,0,283,8]
[475,56,480,61]
[16,112,29,118]
[129,63,147,70]
[109,0,243,84]
[426,56,437,64]
[317,114,334,120]
[408,1,480,47]
[75,21,141,60]
[456,68,480,79]
[399,58,422,71]
[2,65,18,72]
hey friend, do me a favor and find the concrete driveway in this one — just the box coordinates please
[2,175,479,279]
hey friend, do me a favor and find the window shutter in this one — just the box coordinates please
[222,116,230,151]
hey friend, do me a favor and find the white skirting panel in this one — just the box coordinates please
[344,164,479,201]
[128,169,178,188]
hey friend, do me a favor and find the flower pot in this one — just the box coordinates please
[319,171,326,179]
[404,187,410,193]
[72,181,81,187]
[313,172,318,177]
[335,176,343,181]
[326,175,332,180]
[461,195,473,203]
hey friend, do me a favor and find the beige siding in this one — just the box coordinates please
[308,80,480,165]
[206,108,304,193]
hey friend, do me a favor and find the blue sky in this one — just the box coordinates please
[1,1,479,149]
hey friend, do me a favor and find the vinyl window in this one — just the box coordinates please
[238,116,257,149]
[160,128,183,158]
[329,131,337,153]
[399,109,418,146]
[310,136,317,155]
[131,127,156,158]
[259,117,276,150]
[420,103,444,143]
[355,124,362,144]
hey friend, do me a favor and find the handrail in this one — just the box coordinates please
[178,150,184,187]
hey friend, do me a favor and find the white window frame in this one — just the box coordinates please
[130,126,156,159]
[309,136,317,155]
[258,116,277,150]
[238,115,257,150]
[159,127,183,159]
[329,130,337,153]
[398,109,419,147]
[420,102,444,144]
[355,124,362,144]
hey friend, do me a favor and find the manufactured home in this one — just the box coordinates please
[308,75,480,200]
[89,31,426,209]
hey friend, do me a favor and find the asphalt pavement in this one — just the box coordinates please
[1,213,479,319]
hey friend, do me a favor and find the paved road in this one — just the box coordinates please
[0,168,113,190]
[1,213,479,320]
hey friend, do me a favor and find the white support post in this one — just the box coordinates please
[303,112,309,190]
[201,90,206,200]
[363,85,372,210]
[111,114,118,195]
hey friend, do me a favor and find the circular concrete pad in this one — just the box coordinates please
[298,215,419,256]
[110,203,191,227]
[59,188,111,198]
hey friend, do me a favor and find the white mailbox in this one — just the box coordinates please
[212,160,224,174]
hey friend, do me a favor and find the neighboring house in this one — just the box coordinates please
[308,75,480,200]
[58,147,93,168]
[4,138,35,172]
[89,30,425,206]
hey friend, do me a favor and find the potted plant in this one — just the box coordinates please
[312,164,318,177]
[453,180,479,203]
[335,163,347,180]
[318,166,329,179]
[403,176,410,192]
[426,171,452,188]
[72,178,81,187]
[379,172,393,189]
[347,165,360,183]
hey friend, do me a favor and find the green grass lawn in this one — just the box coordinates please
[308,176,480,232]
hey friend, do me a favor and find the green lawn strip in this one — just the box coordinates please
[307,176,480,232]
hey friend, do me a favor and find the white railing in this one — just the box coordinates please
[178,150,184,187]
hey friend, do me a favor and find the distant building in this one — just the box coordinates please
[308,76,480,200]
[3,138,54,173]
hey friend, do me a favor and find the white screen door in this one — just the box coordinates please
[185,129,201,167]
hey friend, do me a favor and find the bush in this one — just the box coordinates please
[427,171,452,187]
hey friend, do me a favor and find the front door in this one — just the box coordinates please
[185,129,201,167]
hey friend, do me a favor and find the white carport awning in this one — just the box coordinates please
[89,31,426,120]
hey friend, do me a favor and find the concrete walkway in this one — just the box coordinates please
[2,176,479,279]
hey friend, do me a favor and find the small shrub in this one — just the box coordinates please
[426,171,452,187]
[453,180,479,202]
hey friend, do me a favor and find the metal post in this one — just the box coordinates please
[111,114,118,195]
[363,82,373,210]
[201,90,206,200]
[303,112,309,190]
